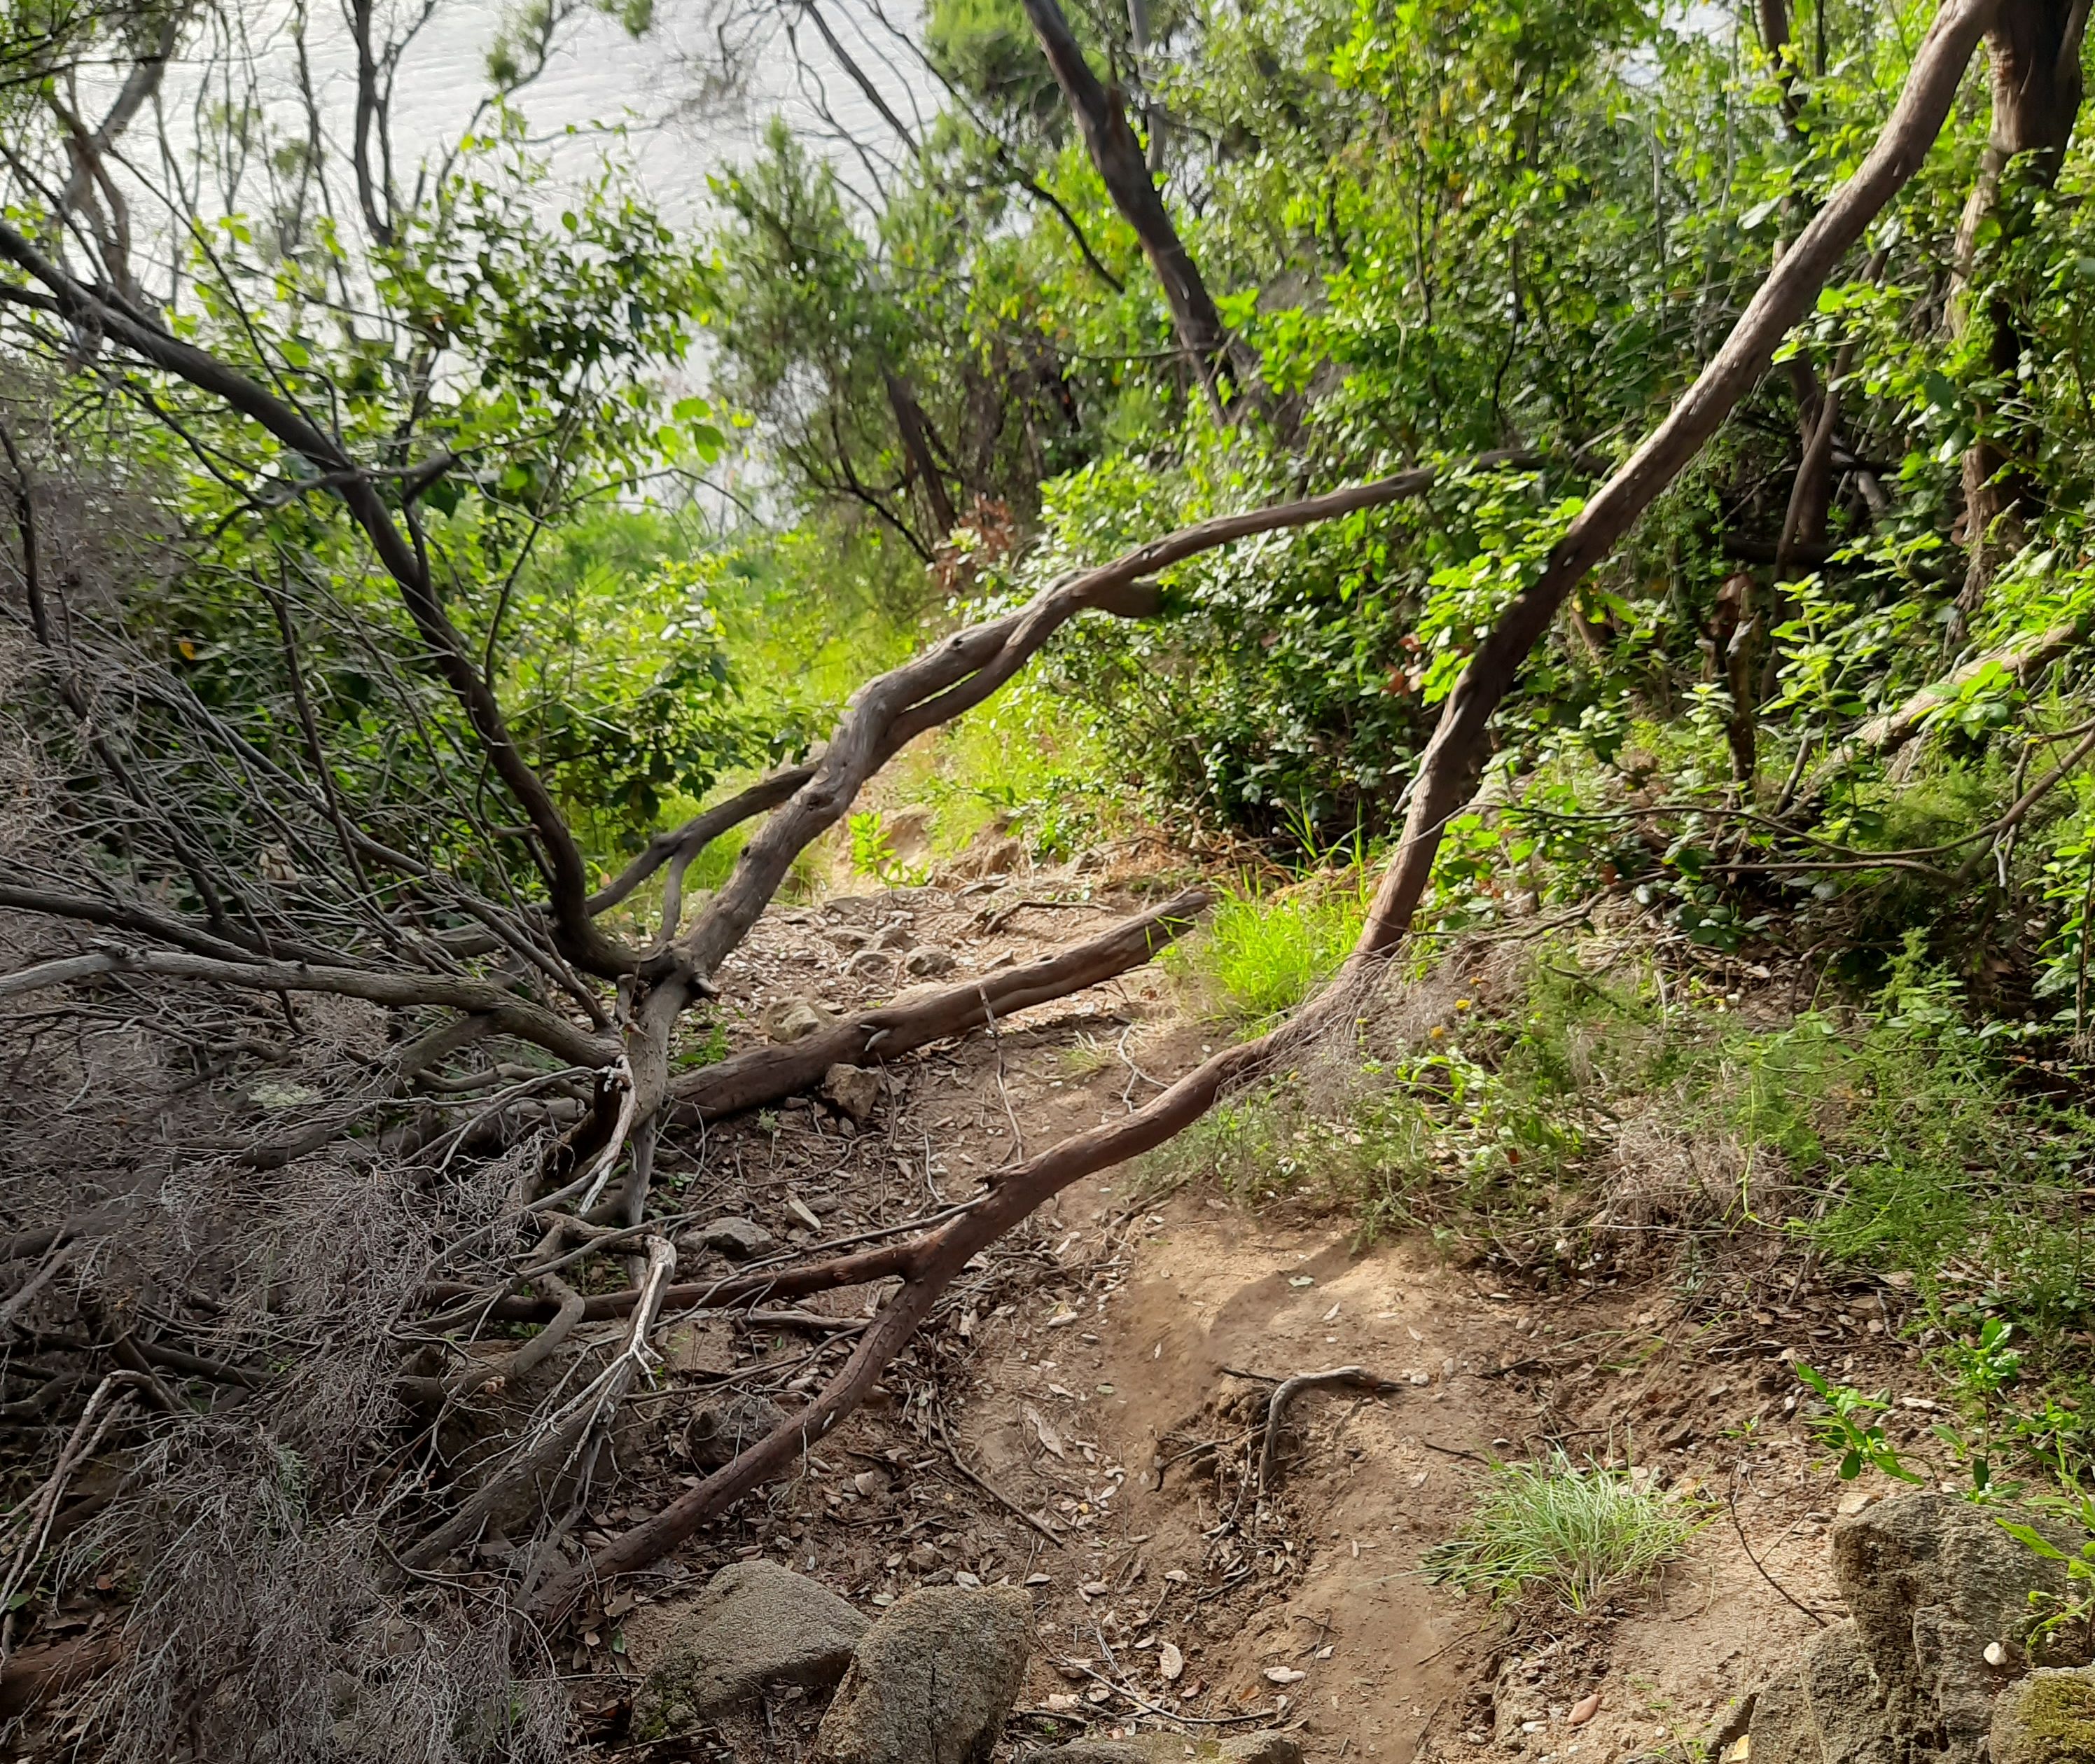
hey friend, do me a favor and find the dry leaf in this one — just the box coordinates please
[1570,1691,1602,1725]
[1159,1641,1185,1681]
[1024,1405,1067,1459]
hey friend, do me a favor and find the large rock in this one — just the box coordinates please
[1800,1622,1898,1764]
[812,1584,1031,1764]
[630,1560,870,1739]
[1745,1667,1821,1764]
[1738,1492,2087,1764]
[1992,1667,2095,1764]
[1031,1735,1304,1763]
[1833,1492,2073,1757]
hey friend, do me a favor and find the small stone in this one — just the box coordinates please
[697,1217,775,1260]
[765,999,835,1044]
[1570,1691,1602,1725]
[846,948,897,986]
[821,1064,882,1125]
[902,945,956,978]
[686,1394,788,1468]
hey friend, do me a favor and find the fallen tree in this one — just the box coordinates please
[0,0,2022,1731]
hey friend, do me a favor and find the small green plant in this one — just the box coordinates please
[1998,1490,2095,1655]
[1796,1364,1927,1484]
[1796,1346,2024,1501]
[1422,1452,1708,1613]
[674,1020,732,1069]
[848,810,900,880]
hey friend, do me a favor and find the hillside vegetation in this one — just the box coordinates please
[9,0,2095,1752]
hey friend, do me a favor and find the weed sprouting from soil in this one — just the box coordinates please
[1423,1452,1709,1613]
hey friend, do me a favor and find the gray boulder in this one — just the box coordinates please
[692,1216,775,1259]
[812,1584,1031,1764]
[1800,1622,1898,1764]
[630,1560,869,1739]
[1745,1667,1820,1764]
[1030,1735,1304,1763]
[1833,1492,2073,1757]
[1739,1492,2087,1764]
[1991,1667,2095,1764]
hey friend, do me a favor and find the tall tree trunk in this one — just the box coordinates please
[1017,0,1248,412]
[1350,0,2000,964]
[1954,0,2087,625]
[884,368,958,541]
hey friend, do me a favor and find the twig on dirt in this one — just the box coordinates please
[1259,1366,1406,1492]
[1727,1475,1830,1627]
[977,983,1025,1165]
[1419,1439,1491,1465]
[931,1409,1064,1547]
[1050,1654,1281,1726]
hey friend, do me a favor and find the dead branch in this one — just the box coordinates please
[1795,611,2085,812]
[1256,1366,1405,1493]
[668,885,1209,1119]
[0,943,613,1067]
[402,1235,676,1570]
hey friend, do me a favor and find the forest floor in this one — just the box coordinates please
[551,838,1942,1764]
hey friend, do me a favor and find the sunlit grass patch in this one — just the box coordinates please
[1423,1453,1708,1613]
[1169,873,1368,1027]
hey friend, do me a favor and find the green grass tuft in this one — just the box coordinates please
[1169,873,1367,1027]
[1423,1453,1708,1613]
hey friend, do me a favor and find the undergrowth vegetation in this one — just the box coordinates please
[1146,915,2095,1484]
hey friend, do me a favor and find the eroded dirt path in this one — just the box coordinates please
[597,863,1932,1763]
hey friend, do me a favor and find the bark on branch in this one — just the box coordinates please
[0,944,613,1067]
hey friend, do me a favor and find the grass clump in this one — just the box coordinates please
[1423,1454,1708,1613]
[1169,872,1368,1027]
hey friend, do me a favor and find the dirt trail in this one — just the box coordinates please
[602,856,1931,1762]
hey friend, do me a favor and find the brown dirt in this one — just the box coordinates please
[545,854,1944,1763]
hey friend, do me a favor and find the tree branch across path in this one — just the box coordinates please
[527,0,1998,1618]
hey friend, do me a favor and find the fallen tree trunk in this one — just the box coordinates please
[530,0,1998,1621]
[665,886,1210,1120]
